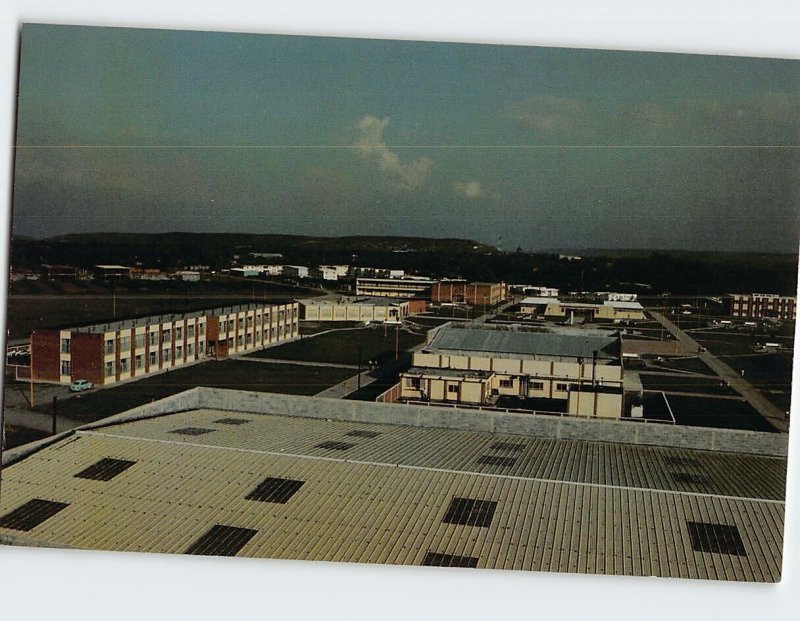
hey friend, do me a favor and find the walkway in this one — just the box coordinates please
[240,356,359,370]
[650,311,789,432]
[314,370,378,399]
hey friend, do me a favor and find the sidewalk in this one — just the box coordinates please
[314,370,378,399]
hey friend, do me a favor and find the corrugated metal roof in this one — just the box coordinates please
[0,408,785,581]
[427,325,620,361]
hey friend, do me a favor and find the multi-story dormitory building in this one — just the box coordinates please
[729,293,796,321]
[30,302,299,387]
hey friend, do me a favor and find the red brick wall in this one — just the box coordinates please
[71,333,103,385]
[31,330,60,382]
[406,299,428,315]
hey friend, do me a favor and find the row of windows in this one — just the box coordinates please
[218,311,294,335]
[103,343,200,377]
[102,324,206,354]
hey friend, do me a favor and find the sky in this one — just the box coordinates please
[10,23,800,251]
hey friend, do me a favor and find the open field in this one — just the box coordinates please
[247,326,426,366]
[3,425,50,450]
[665,394,775,431]
[28,359,354,423]
[5,276,320,340]
[639,374,736,396]
[643,355,715,375]
[299,320,362,335]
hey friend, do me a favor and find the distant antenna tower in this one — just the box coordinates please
[496,234,503,253]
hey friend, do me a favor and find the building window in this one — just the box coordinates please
[163,329,171,343]
[104,339,115,354]
[256,315,262,326]
[499,378,514,388]
[246,334,252,345]
[246,316,253,327]
[135,334,145,348]
[105,361,115,377]
[531,381,545,391]
[228,319,235,332]
[187,343,194,357]
[119,336,131,352]
[237,335,244,347]
[163,348,171,362]
[60,360,71,376]
[176,345,183,359]
[149,351,157,366]
[199,323,205,336]
[119,358,129,373]
[406,377,421,389]
[447,384,459,394]
[60,338,70,354]
[556,383,569,391]
[176,327,182,340]
[135,355,144,369]
[148,332,158,346]
[187,325,195,338]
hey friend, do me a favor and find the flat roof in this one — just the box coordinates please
[426,325,621,362]
[520,296,560,305]
[69,301,295,334]
[0,406,784,580]
[603,300,645,310]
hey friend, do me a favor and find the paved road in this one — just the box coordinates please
[314,370,378,399]
[650,311,789,433]
[240,357,359,370]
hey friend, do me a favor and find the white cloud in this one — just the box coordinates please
[353,115,433,191]
[453,179,487,199]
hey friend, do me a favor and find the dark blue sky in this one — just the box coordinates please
[11,24,800,250]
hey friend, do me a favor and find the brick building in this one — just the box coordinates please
[729,293,796,321]
[30,302,299,386]
[430,280,508,306]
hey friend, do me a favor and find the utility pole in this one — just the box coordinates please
[357,345,362,390]
[395,323,400,360]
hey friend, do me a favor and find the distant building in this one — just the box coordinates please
[313,265,350,281]
[94,264,131,280]
[283,265,310,279]
[398,323,624,418]
[230,266,263,278]
[604,292,638,302]
[430,280,508,306]
[729,293,796,321]
[41,264,78,280]
[300,296,426,323]
[356,277,436,299]
[30,301,299,387]
[176,270,201,282]
[514,285,559,298]
[519,297,646,322]
[131,268,169,281]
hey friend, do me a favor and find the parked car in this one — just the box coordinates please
[69,379,94,392]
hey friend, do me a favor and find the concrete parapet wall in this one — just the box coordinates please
[193,387,789,457]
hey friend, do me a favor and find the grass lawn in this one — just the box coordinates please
[248,326,426,366]
[665,394,776,432]
[33,359,355,423]
[640,374,736,395]
[3,425,50,449]
[643,356,715,375]
[299,321,363,335]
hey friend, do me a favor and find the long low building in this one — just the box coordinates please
[30,301,299,387]
[299,296,427,323]
[520,297,646,321]
[0,389,786,581]
[356,276,437,299]
[399,323,626,418]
